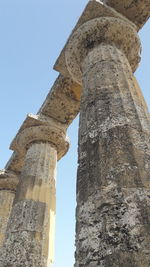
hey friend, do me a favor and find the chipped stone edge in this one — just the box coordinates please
[0,169,19,192]
[10,114,70,161]
[53,0,137,77]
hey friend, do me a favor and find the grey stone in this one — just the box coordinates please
[102,0,150,29]
[74,44,150,265]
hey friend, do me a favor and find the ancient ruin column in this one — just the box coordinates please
[0,170,19,254]
[0,115,69,267]
[64,13,150,267]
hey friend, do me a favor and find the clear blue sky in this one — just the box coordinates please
[0,1,149,266]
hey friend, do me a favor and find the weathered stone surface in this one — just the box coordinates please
[73,44,150,265]
[5,75,78,173]
[102,0,150,30]
[54,2,149,265]
[0,143,57,267]
[38,74,81,125]
[65,17,141,84]
[0,169,19,192]
[76,186,150,266]
[1,67,73,267]
[0,170,19,258]
[54,0,137,78]
[5,151,24,173]
[1,1,149,266]
[0,200,46,267]
[10,113,69,160]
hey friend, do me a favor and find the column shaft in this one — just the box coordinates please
[0,171,19,255]
[0,192,15,250]
[0,142,57,267]
[75,44,150,266]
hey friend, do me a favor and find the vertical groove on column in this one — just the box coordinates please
[0,192,14,250]
[119,52,150,134]
[0,142,57,267]
[75,44,150,266]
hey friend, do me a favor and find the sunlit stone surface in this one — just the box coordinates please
[0,115,69,266]
[54,0,150,266]
[0,0,149,265]
[0,170,19,255]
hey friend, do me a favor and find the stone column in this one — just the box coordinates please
[0,170,19,253]
[64,12,150,267]
[0,115,69,267]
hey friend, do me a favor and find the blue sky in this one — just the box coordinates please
[0,1,149,266]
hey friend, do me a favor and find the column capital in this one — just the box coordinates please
[54,0,141,84]
[10,114,69,160]
[65,17,141,84]
[0,170,19,192]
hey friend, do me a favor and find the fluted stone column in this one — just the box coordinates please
[0,170,19,253]
[61,7,150,267]
[0,115,69,267]
[76,45,150,266]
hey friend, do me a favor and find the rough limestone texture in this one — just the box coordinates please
[65,16,141,84]
[0,143,57,267]
[1,113,69,266]
[102,0,150,30]
[53,1,150,265]
[74,44,150,266]
[5,75,80,174]
[0,171,19,256]
[54,0,138,78]
[38,74,81,125]
[10,113,69,160]
[1,1,149,266]
[5,151,24,173]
